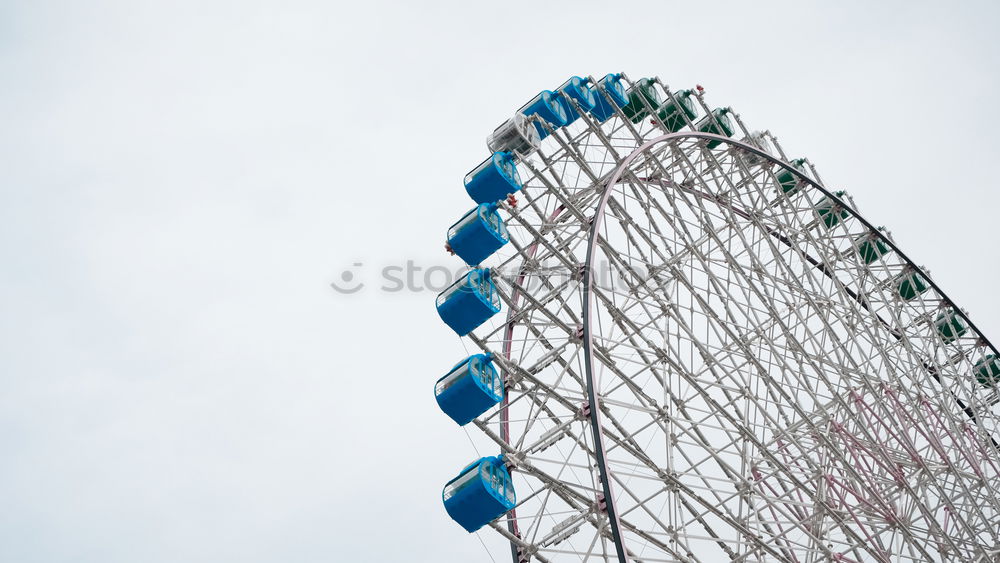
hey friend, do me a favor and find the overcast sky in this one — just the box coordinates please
[2,1,999,561]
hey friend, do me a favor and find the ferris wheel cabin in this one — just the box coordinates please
[465,152,523,204]
[555,76,597,125]
[589,73,629,123]
[776,158,809,195]
[816,190,851,229]
[435,354,504,426]
[655,89,699,132]
[442,456,516,533]
[935,309,968,344]
[695,107,736,149]
[486,113,540,157]
[519,90,568,139]
[856,230,890,264]
[436,268,501,336]
[897,270,930,301]
[974,355,1000,388]
[623,77,662,123]
[447,204,509,266]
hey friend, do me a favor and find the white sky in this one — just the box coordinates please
[1,1,998,561]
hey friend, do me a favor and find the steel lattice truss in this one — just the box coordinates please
[461,74,1000,562]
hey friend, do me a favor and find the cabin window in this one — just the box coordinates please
[476,275,500,309]
[474,362,486,385]
[468,358,500,398]
[436,274,472,307]
[479,364,500,397]
[443,464,481,502]
[609,77,624,98]
[498,155,519,184]
[481,207,500,232]
[465,156,493,186]
[480,209,507,242]
[448,208,480,240]
[435,362,470,396]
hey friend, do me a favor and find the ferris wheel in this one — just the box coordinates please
[433,73,1000,562]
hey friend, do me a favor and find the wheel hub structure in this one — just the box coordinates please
[436,73,1000,562]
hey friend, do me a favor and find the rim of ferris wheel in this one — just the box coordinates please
[442,455,517,533]
[465,152,523,204]
[588,73,629,123]
[446,203,509,266]
[435,353,504,426]
[653,88,698,132]
[435,268,500,336]
[555,76,597,126]
[518,90,568,140]
[739,130,778,166]
[621,77,661,123]
[487,113,541,157]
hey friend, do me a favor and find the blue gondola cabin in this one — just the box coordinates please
[589,73,629,123]
[436,268,501,336]
[435,354,504,426]
[443,456,516,532]
[465,152,523,204]
[447,204,508,266]
[555,76,597,125]
[519,90,568,139]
